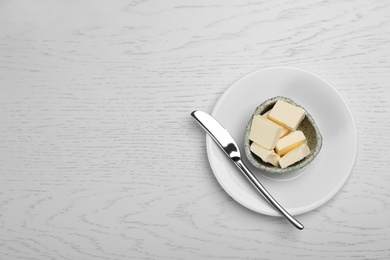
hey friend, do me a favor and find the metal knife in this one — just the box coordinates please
[191,110,304,230]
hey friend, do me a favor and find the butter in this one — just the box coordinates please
[269,100,305,131]
[262,110,271,118]
[250,142,280,167]
[275,130,306,156]
[279,143,310,169]
[262,110,290,138]
[249,115,282,150]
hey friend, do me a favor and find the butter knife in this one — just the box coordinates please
[191,110,304,230]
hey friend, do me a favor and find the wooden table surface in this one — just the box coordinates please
[1,1,390,259]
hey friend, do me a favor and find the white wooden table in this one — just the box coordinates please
[1,1,390,259]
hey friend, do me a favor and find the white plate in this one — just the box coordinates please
[207,67,357,216]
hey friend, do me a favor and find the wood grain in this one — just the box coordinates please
[1,0,390,259]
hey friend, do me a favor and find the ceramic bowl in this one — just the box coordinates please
[243,96,323,174]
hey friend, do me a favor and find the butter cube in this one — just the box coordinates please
[250,142,280,167]
[262,110,271,118]
[269,100,305,131]
[279,143,310,169]
[262,110,290,138]
[249,115,282,150]
[275,130,306,156]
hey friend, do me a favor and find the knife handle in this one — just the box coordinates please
[235,159,304,230]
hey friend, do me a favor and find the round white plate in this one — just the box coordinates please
[207,67,357,216]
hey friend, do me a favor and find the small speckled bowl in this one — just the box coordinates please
[244,96,323,174]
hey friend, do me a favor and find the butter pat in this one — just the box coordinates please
[262,110,290,138]
[262,110,271,118]
[250,142,280,167]
[269,100,305,131]
[275,130,306,156]
[249,115,282,150]
[279,143,310,169]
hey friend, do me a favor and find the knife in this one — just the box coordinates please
[191,110,304,230]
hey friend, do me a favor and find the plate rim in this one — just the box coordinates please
[206,66,358,216]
